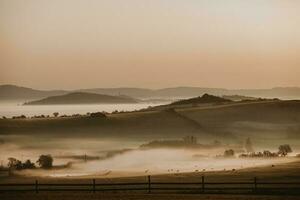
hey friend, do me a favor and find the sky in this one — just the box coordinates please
[0,0,300,90]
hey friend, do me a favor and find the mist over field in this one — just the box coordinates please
[0,101,166,118]
[1,99,300,177]
[1,1,300,199]
[1,134,298,178]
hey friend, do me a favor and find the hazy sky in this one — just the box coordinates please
[0,0,300,90]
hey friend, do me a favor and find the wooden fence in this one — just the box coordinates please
[1,176,300,194]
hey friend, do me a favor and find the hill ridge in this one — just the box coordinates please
[24,92,138,105]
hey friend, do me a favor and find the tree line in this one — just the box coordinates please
[7,155,53,170]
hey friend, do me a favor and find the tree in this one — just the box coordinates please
[224,149,235,157]
[7,158,22,170]
[53,112,59,117]
[8,158,36,170]
[22,160,36,169]
[278,144,292,156]
[245,138,254,153]
[37,155,53,169]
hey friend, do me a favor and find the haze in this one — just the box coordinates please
[1,0,300,90]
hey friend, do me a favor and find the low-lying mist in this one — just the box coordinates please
[1,136,298,178]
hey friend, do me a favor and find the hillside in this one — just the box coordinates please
[171,94,231,106]
[1,100,300,147]
[24,92,139,105]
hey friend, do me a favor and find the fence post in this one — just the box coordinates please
[148,175,151,193]
[254,177,257,193]
[201,176,205,193]
[35,180,38,194]
[92,179,96,193]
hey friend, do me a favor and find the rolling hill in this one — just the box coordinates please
[24,92,139,105]
[0,85,67,101]
[2,85,300,100]
[171,94,232,106]
[1,100,300,147]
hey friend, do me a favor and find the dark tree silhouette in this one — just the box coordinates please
[278,144,292,156]
[7,158,35,170]
[37,155,53,169]
[7,158,22,170]
[22,160,36,169]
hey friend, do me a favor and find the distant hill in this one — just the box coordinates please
[0,85,67,101]
[79,87,300,99]
[24,92,139,105]
[171,94,232,106]
[80,87,300,99]
[78,88,154,98]
[2,84,300,101]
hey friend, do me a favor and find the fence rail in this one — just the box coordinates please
[1,176,300,194]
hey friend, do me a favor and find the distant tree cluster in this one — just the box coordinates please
[8,155,53,171]
[31,115,49,118]
[8,111,109,120]
[239,151,278,158]
[8,158,35,170]
[12,115,26,119]
[239,144,292,158]
[89,112,107,118]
